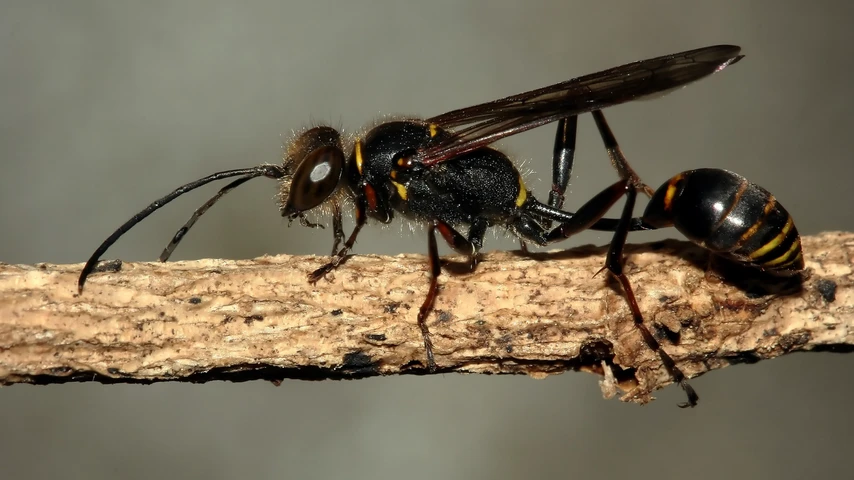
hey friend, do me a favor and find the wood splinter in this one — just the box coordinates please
[0,232,851,405]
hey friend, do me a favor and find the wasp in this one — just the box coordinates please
[578,110,803,406]
[79,45,799,407]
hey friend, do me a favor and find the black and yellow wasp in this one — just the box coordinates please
[79,45,803,407]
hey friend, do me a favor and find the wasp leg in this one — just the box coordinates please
[603,186,699,407]
[420,223,441,371]
[587,110,698,406]
[545,116,578,228]
[591,110,654,197]
[546,179,634,243]
[513,178,634,247]
[330,198,345,256]
[590,108,697,406]
[419,218,485,371]
[309,195,366,283]
[461,216,487,270]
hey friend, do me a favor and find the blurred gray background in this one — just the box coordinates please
[2,1,853,479]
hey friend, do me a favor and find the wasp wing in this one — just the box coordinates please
[420,45,743,166]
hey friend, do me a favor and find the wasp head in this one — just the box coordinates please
[278,126,346,222]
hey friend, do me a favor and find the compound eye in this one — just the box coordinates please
[285,146,345,213]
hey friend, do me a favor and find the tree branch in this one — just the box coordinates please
[1,232,851,404]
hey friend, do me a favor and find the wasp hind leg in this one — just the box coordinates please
[591,112,698,407]
[546,116,579,225]
[601,186,699,407]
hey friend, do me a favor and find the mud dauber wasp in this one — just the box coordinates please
[78,45,803,407]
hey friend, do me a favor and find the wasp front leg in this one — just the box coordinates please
[308,195,367,283]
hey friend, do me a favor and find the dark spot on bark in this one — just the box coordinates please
[496,334,513,350]
[436,311,452,323]
[763,327,779,338]
[655,323,681,345]
[159,311,165,317]
[679,316,700,329]
[222,315,235,324]
[816,278,837,303]
[135,322,144,331]
[811,344,854,354]
[343,351,372,367]
[658,295,676,304]
[724,351,762,365]
[650,241,667,251]
[745,285,769,299]
[188,297,202,305]
[93,259,123,273]
[107,368,122,375]
[25,363,396,385]
[384,302,401,314]
[244,314,264,325]
[779,330,812,352]
[365,333,387,342]
[330,309,343,316]
[610,365,637,385]
[341,351,379,375]
[578,340,614,363]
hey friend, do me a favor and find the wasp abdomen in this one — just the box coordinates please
[644,168,803,274]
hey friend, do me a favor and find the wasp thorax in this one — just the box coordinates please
[279,126,345,216]
[389,149,423,184]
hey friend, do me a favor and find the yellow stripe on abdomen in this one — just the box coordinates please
[761,234,800,267]
[750,215,794,260]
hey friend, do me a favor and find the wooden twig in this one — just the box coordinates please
[0,232,851,404]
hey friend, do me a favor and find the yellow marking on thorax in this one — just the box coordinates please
[515,175,528,207]
[750,215,794,260]
[390,180,408,200]
[354,139,364,175]
[429,124,439,138]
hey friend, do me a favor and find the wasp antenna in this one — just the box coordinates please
[78,165,285,292]
[158,175,255,262]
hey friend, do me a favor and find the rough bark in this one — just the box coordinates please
[0,232,851,405]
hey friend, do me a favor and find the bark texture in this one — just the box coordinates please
[1,232,851,404]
